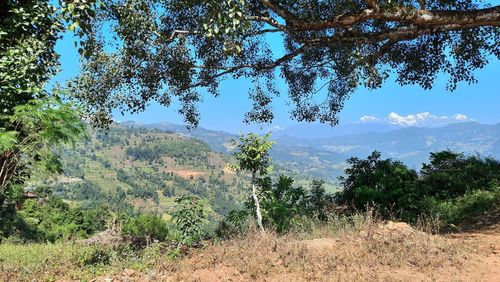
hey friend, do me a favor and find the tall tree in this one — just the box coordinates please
[229,133,274,232]
[73,0,500,127]
[0,1,93,214]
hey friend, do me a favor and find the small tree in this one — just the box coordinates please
[0,96,86,218]
[173,195,210,244]
[229,133,274,232]
[309,180,329,221]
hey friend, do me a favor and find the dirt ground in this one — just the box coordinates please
[87,217,500,282]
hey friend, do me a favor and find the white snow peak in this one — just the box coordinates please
[359,112,474,127]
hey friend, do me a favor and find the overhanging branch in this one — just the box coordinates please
[192,44,310,87]
[281,5,500,31]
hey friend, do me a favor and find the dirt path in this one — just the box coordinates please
[447,222,500,282]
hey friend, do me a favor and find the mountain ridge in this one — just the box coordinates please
[117,120,500,182]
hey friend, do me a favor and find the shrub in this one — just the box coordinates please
[257,176,310,233]
[122,213,170,246]
[335,150,500,225]
[216,209,250,239]
[336,151,420,219]
[308,180,330,221]
[244,176,333,234]
[76,247,113,267]
[425,186,500,225]
[14,198,108,242]
[420,151,500,199]
[173,195,210,244]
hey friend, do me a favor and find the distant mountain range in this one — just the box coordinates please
[271,112,476,139]
[120,120,500,182]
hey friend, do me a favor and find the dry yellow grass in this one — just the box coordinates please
[162,220,470,281]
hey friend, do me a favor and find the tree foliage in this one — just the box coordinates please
[0,0,97,111]
[336,150,500,222]
[0,1,94,218]
[420,150,500,199]
[0,97,86,213]
[258,176,309,233]
[337,151,420,217]
[0,1,61,111]
[72,0,500,127]
[173,195,210,244]
[229,133,274,231]
[3,197,109,243]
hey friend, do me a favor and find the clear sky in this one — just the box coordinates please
[54,30,500,134]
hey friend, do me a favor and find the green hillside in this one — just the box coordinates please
[50,125,248,219]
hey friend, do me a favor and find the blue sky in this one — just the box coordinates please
[55,31,500,134]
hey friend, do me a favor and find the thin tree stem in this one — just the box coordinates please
[251,172,264,232]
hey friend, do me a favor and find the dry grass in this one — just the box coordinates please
[3,213,494,281]
[161,215,469,281]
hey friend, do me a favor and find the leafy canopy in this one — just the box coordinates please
[0,97,86,208]
[72,0,500,127]
[0,0,98,112]
[229,133,274,175]
[0,0,93,209]
[335,150,500,222]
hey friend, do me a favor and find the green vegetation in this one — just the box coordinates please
[125,138,211,166]
[335,150,500,225]
[336,151,420,219]
[173,196,211,244]
[425,187,500,225]
[0,98,86,236]
[2,125,498,244]
[52,125,247,218]
[2,1,499,280]
[229,133,275,231]
[0,0,89,239]
[258,176,331,233]
[1,126,499,280]
[122,213,170,246]
[0,242,171,280]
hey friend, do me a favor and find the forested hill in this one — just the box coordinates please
[54,125,248,219]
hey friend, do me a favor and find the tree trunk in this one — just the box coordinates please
[251,172,264,232]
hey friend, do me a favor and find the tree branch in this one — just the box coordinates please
[192,44,309,87]
[166,30,199,41]
[282,5,500,31]
[308,22,496,46]
[257,0,299,23]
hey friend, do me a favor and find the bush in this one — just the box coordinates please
[216,209,250,239]
[76,247,113,266]
[425,186,500,225]
[122,213,170,246]
[420,151,500,199]
[14,198,108,242]
[336,151,419,219]
[257,176,310,233]
[243,176,333,234]
[335,150,500,225]
[173,195,210,244]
